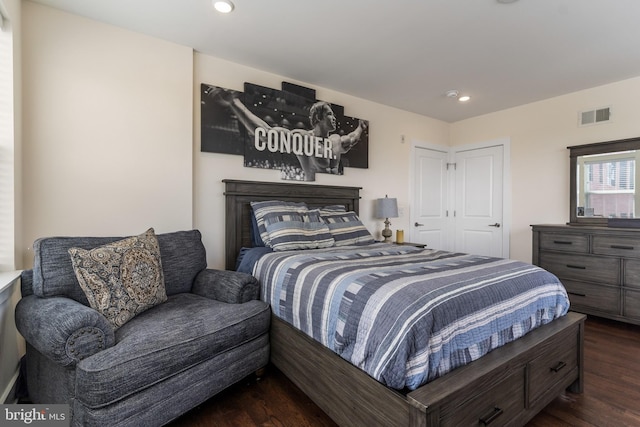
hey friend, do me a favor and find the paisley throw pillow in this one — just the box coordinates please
[68,228,167,330]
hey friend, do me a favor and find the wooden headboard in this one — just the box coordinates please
[223,179,362,270]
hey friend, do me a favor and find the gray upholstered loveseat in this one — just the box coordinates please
[15,229,270,426]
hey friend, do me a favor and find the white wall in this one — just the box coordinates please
[451,77,640,263]
[23,2,640,271]
[21,2,194,268]
[20,3,450,270]
[194,55,450,268]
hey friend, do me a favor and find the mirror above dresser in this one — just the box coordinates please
[569,136,640,227]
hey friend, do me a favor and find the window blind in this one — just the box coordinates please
[0,8,15,271]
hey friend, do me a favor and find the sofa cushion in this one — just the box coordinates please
[31,229,206,304]
[69,228,168,330]
[71,333,270,426]
[74,293,270,408]
[155,230,207,295]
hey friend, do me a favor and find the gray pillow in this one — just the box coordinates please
[265,209,335,251]
[321,211,375,246]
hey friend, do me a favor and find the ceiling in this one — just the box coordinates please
[28,0,640,122]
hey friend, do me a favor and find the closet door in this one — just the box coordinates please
[412,146,451,250]
[454,144,504,257]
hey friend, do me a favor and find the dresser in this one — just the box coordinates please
[532,224,640,325]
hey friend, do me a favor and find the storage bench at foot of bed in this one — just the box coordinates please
[270,311,585,427]
[408,311,585,427]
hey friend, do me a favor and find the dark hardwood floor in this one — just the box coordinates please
[169,315,640,427]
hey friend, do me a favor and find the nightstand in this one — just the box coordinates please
[394,242,426,248]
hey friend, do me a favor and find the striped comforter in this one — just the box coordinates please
[253,243,570,390]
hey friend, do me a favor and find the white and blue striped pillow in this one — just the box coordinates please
[321,211,375,246]
[264,209,335,251]
[318,204,347,215]
[250,201,309,248]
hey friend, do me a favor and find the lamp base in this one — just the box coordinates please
[382,219,392,243]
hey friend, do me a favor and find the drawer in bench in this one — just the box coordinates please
[527,327,579,406]
[539,253,619,284]
[440,368,525,427]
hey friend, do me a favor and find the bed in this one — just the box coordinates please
[223,179,585,427]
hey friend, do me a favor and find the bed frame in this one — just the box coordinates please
[223,179,585,427]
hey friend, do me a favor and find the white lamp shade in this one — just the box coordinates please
[375,197,398,219]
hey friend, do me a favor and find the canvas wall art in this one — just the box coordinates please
[201,81,369,181]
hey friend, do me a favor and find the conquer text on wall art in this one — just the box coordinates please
[201,81,369,181]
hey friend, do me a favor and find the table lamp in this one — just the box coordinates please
[375,195,399,243]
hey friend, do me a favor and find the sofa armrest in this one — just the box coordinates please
[15,295,115,367]
[192,269,260,304]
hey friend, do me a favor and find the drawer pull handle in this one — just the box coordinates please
[551,361,567,372]
[553,240,573,245]
[566,264,586,270]
[611,245,634,250]
[479,407,504,425]
[568,291,587,297]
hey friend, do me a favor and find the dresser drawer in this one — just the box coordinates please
[539,232,589,253]
[528,327,579,405]
[440,368,525,427]
[539,253,619,284]
[624,259,640,289]
[563,280,620,314]
[593,235,640,258]
[624,289,640,319]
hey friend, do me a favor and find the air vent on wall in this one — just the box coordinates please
[579,106,611,126]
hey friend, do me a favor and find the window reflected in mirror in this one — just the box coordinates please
[569,137,640,225]
[577,151,637,219]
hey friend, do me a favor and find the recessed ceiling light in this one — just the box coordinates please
[213,0,235,13]
[445,90,459,98]
[458,95,471,102]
